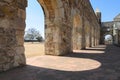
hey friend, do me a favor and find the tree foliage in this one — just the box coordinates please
[24,28,43,42]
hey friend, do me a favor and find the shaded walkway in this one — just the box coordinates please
[0,45,120,80]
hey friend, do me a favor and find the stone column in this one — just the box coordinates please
[86,35,90,47]
[45,2,73,55]
[85,21,91,48]
[118,30,120,44]
[91,27,95,47]
[45,18,72,55]
[99,28,104,44]
[94,28,97,46]
[95,28,98,46]
[89,26,92,47]
[0,0,27,72]
[81,17,86,49]
[45,19,59,55]
[94,27,96,46]
[97,27,100,45]
[72,14,82,50]
[72,26,82,50]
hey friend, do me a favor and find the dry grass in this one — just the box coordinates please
[24,42,45,58]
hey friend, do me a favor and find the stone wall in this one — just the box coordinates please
[0,0,27,71]
[71,0,101,49]
[0,0,100,72]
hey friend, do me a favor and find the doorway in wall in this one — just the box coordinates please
[24,0,45,58]
[104,34,113,44]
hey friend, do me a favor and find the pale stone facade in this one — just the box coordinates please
[113,14,120,44]
[0,0,100,72]
[100,13,120,44]
[100,22,114,44]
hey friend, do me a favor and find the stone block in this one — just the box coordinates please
[18,9,26,20]
[0,56,7,64]
[16,35,24,46]
[15,46,24,55]
[14,54,26,66]
[0,19,10,28]
[2,64,10,71]
[0,9,5,17]
[4,0,13,3]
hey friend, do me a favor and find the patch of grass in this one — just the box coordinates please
[24,42,45,58]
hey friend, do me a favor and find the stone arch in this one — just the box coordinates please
[84,20,91,47]
[37,0,58,55]
[0,0,73,72]
[103,33,113,44]
[37,0,55,21]
[37,0,73,55]
[100,28,113,44]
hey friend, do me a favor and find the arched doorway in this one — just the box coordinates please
[24,0,74,56]
[104,34,113,44]
[24,0,45,58]
[0,0,73,72]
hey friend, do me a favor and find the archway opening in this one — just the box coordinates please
[104,34,113,44]
[24,0,45,58]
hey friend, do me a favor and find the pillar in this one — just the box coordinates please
[0,0,27,72]
[89,26,92,47]
[72,14,82,50]
[91,26,95,47]
[81,17,86,49]
[85,20,90,47]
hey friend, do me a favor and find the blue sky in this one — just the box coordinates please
[90,0,120,22]
[26,0,120,38]
[26,0,44,38]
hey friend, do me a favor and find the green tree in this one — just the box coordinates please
[24,28,43,42]
[36,36,43,42]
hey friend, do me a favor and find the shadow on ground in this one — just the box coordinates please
[0,45,120,80]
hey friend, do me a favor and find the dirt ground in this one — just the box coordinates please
[24,42,45,58]
[1,45,120,80]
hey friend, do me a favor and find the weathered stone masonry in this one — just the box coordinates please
[0,0,27,71]
[0,0,100,72]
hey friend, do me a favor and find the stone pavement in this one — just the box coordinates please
[0,45,120,80]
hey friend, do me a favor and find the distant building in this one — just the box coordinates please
[113,13,120,44]
[101,13,120,45]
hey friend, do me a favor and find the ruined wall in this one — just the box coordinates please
[0,0,100,72]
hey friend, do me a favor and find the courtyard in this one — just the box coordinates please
[0,44,120,80]
[24,42,45,58]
